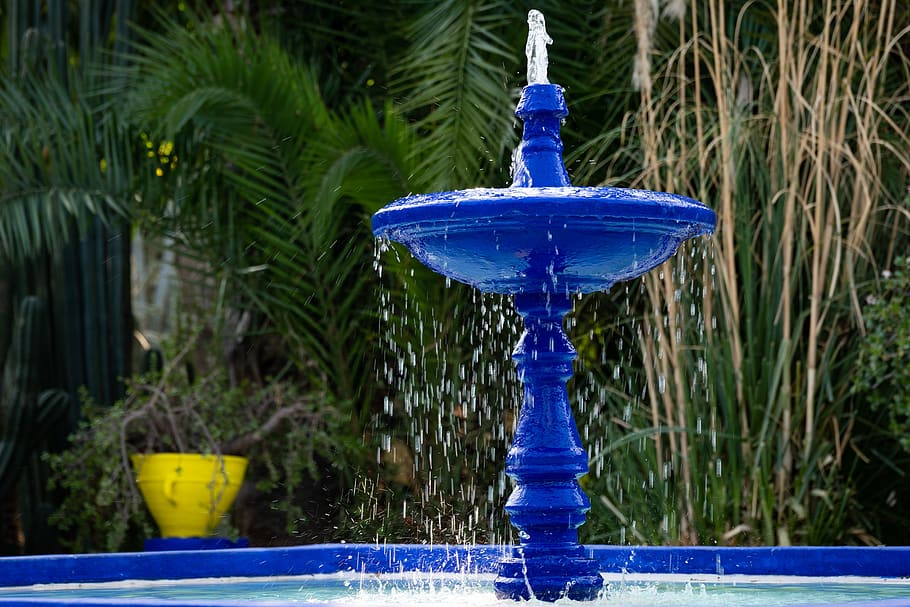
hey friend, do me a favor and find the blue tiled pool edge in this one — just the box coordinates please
[1,544,909,606]
[0,544,502,587]
[2,544,910,585]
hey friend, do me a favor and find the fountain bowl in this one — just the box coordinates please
[372,186,715,294]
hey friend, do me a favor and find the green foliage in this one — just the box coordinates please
[392,0,517,190]
[122,15,415,427]
[0,0,141,552]
[570,0,910,546]
[254,2,408,106]
[46,390,154,552]
[365,0,646,545]
[389,1,640,191]
[284,0,910,548]
[0,298,69,496]
[855,257,910,451]
[0,75,132,264]
[12,1,910,552]
[0,296,70,555]
[46,350,349,552]
[33,9,422,551]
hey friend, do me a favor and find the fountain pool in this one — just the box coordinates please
[2,544,910,606]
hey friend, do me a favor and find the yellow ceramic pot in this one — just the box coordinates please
[131,453,248,538]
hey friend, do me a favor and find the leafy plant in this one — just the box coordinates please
[121,12,415,431]
[0,0,144,552]
[855,257,910,450]
[0,77,131,262]
[19,0,910,553]
[46,333,347,552]
[576,0,910,546]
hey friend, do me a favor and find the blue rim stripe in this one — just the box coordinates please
[2,545,909,587]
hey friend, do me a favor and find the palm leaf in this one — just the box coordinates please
[124,16,418,422]
[392,0,518,190]
[0,76,131,262]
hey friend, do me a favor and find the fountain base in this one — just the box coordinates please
[495,547,603,601]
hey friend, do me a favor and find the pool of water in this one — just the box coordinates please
[3,573,910,606]
[3,545,910,607]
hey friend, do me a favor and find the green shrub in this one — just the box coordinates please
[855,257,910,451]
[46,347,347,552]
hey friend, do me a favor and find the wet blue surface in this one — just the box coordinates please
[372,86,714,601]
[3,545,910,584]
[373,186,715,294]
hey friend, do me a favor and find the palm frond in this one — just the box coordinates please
[0,76,131,262]
[124,16,417,418]
[125,19,322,259]
[302,100,415,244]
[392,0,518,190]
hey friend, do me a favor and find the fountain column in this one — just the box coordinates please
[494,291,603,601]
[488,46,605,599]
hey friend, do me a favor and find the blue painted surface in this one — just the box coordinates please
[2,544,910,583]
[0,544,503,587]
[372,82,716,600]
[143,537,249,551]
[371,85,714,297]
[371,186,714,295]
[592,545,910,577]
[496,291,601,601]
[1,544,910,606]
[511,83,571,187]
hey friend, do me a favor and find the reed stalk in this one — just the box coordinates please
[605,0,910,544]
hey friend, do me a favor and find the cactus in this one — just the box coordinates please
[0,297,69,498]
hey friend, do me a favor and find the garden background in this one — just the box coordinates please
[1,0,909,554]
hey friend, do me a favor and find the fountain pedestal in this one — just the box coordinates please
[493,292,602,601]
[373,14,713,599]
[372,78,714,601]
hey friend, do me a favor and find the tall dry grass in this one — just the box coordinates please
[594,0,910,544]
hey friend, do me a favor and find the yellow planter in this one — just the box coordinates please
[131,453,248,538]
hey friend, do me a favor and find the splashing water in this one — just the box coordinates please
[374,239,522,546]
[8,572,910,606]
[526,10,552,85]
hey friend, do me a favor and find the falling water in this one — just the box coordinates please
[373,238,522,546]
[367,7,717,564]
[566,234,720,546]
[372,231,721,548]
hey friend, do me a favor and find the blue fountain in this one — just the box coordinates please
[372,10,714,601]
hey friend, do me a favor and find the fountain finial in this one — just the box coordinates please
[526,9,552,85]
